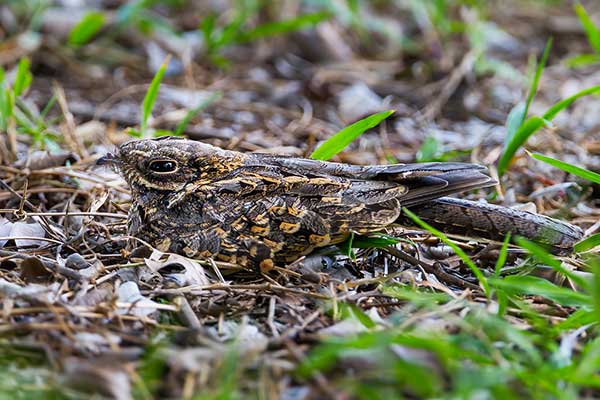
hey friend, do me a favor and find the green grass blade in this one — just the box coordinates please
[239,12,330,42]
[339,232,355,259]
[494,233,511,277]
[0,68,6,131]
[524,38,552,118]
[564,53,600,68]
[489,275,590,307]
[515,237,590,291]
[529,151,600,184]
[541,85,600,121]
[416,136,440,162]
[310,110,394,161]
[574,233,600,253]
[498,85,600,176]
[126,128,141,138]
[555,309,597,332]
[216,18,245,50]
[497,116,547,175]
[174,92,221,136]
[39,94,57,120]
[383,284,451,305]
[591,257,600,325]
[115,0,143,25]
[350,234,400,249]
[68,11,106,47]
[0,89,12,131]
[574,3,600,54]
[342,303,376,329]
[505,101,526,145]
[576,335,600,378]
[13,58,32,97]
[141,56,170,137]
[498,39,551,176]
[402,207,490,296]
[200,14,217,51]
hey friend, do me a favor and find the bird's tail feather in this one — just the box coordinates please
[401,197,583,255]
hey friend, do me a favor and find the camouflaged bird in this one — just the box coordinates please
[99,137,583,271]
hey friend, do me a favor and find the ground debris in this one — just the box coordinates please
[0,0,599,398]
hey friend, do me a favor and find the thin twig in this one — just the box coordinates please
[0,210,127,219]
[147,283,331,299]
[383,246,480,291]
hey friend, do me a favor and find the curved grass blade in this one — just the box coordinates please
[498,85,600,175]
[591,257,600,325]
[497,39,553,175]
[505,101,526,146]
[524,39,552,119]
[174,92,222,136]
[402,207,490,296]
[494,233,511,277]
[528,151,600,184]
[140,55,170,137]
[542,85,600,120]
[498,116,546,175]
[310,110,394,161]
[350,233,400,249]
[574,233,600,254]
[515,237,590,291]
[489,275,590,307]
[574,3,600,54]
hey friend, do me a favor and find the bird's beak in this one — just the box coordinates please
[97,153,121,166]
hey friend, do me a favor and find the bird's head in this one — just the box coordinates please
[98,137,242,194]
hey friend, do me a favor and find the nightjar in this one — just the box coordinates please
[99,137,583,270]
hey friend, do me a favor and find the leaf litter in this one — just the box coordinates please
[0,1,599,398]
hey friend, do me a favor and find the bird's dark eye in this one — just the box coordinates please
[148,159,178,173]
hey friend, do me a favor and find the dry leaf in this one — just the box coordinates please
[12,221,47,248]
[117,281,160,317]
[0,217,13,247]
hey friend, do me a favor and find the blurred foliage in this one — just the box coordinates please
[566,2,600,67]
[0,343,66,400]
[68,11,106,47]
[200,0,330,67]
[297,245,600,399]
[0,57,61,148]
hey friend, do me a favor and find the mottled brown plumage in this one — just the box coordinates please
[99,137,583,270]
